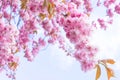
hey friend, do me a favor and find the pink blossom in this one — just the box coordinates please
[97,18,107,30]
[38,38,46,46]
[28,1,40,15]
[66,30,79,43]
[115,3,120,14]
[71,0,83,7]
[48,39,54,43]
[81,60,95,72]
[42,20,52,32]
[24,49,32,61]
[83,0,93,12]
[68,2,77,10]
[74,48,97,72]
[32,47,40,57]
[107,19,113,24]
[3,11,11,20]
[75,41,86,50]
[97,0,101,6]
[74,51,87,61]
[91,21,97,28]
[107,9,114,17]
[104,0,116,8]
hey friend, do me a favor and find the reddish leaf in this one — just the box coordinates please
[8,62,18,71]
[95,64,101,80]
[100,59,115,65]
[43,0,48,8]
[39,13,46,20]
[106,59,115,64]
[21,0,28,9]
[106,67,114,80]
[62,0,65,3]
[47,2,55,19]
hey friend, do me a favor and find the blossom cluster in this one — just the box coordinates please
[0,0,120,79]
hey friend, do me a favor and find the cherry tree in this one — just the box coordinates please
[0,0,119,80]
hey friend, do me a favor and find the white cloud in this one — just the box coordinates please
[48,44,75,70]
[90,15,120,60]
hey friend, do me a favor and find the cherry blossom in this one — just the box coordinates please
[0,0,120,79]
[115,3,120,14]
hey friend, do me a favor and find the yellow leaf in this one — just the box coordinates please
[62,0,65,3]
[0,13,2,18]
[106,67,114,80]
[106,59,115,64]
[13,49,19,54]
[33,30,37,34]
[100,59,115,65]
[8,62,18,71]
[95,64,101,80]
[21,0,28,9]
[47,3,53,14]
[47,2,55,19]
[43,0,48,8]
[48,14,52,19]
[39,13,46,20]
[15,49,19,53]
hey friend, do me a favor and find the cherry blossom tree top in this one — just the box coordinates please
[0,0,120,80]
